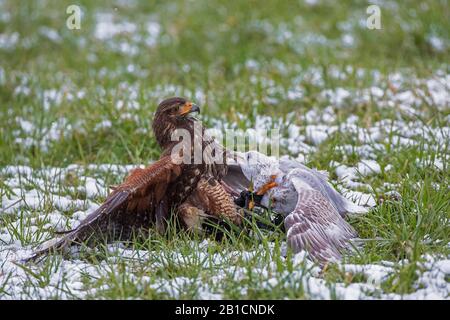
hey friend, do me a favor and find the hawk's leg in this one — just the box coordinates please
[155,195,169,235]
[177,176,243,235]
[234,190,263,210]
[195,177,242,225]
[178,200,209,234]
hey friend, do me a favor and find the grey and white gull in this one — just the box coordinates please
[222,151,369,264]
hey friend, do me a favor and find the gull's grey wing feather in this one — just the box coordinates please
[287,167,367,217]
[279,157,328,179]
[284,177,357,264]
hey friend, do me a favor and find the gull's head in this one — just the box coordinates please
[236,151,281,190]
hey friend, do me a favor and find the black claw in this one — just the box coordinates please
[234,191,247,207]
[234,190,263,209]
[234,189,285,233]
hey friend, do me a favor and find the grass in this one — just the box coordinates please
[0,0,449,299]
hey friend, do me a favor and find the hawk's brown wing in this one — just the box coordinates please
[25,155,182,262]
[285,178,357,265]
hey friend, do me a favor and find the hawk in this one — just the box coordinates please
[26,97,241,261]
[228,151,368,264]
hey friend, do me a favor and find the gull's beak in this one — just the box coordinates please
[179,102,200,116]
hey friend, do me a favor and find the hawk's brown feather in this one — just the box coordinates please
[25,97,233,262]
[26,155,183,261]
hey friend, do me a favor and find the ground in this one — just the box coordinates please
[0,0,449,299]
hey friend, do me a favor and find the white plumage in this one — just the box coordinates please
[232,151,369,264]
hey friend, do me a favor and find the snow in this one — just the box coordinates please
[342,34,355,47]
[321,88,351,107]
[343,264,393,285]
[339,188,377,207]
[356,160,381,176]
[94,13,137,40]
[333,160,379,194]
[17,118,35,134]
[38,27,61,43]
[427,35,446,52]
[145,21,161,47]
[305,125,337,145]
[0,32,19,50]
[94,120,112,131]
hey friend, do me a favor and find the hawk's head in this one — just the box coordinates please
[152,97,200,147]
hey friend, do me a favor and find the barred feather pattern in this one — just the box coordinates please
[285,184,357,265]
[178,176,241,232]
[196,177,241,224]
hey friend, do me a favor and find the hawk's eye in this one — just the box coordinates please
[167,105,179,113]
[171,104,184,114]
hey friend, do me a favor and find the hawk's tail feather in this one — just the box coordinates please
[22,232,80,263]
[23,190,132,263]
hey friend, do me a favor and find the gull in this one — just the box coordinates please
[224,151,368,264]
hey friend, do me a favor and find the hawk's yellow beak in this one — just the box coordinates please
[179,102,200,115]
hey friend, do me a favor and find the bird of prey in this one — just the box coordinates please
[26,97,241,261]
[229,151,368,264]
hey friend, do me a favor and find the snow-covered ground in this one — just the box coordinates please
[1,230,449,299]
[1,69,449,298]
[1,5,449,297]
[1,0,449,300]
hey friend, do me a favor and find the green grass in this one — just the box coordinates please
[0,0,449,299]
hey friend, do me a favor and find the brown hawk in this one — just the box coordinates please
[26,97,241,261]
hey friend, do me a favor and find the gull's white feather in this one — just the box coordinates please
[236,151,367,217]
[234,150,369,264]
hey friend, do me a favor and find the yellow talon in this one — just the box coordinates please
[256,175,278,195]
